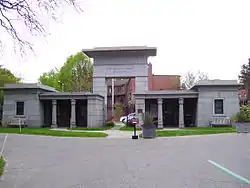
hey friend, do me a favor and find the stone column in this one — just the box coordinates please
[51,100,57,128]
[179,98,184,128]
[135,98,145,127]
[157,98,163,128]
[70,99,76,128]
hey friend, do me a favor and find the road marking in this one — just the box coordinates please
[208,160,250,184]
[0,134,8,156]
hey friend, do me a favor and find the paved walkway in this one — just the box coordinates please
[51,123,179,138]
[51,122,139,138]
[111,122,125,130]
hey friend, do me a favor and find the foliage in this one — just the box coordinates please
[0,156,5,177]
[39,52,93,92]
[0,65,21,105]
[0,128,108,137]
[39,68,61,91]
[142,112,154,125]
[239,58,250,90]
[105,121,115,127]
[182,71,209,89]
[0,0,81,54]
[232,105,250,122]
[58,52,93,92]
[114,103,123,118]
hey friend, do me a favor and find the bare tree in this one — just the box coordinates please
[0,0,81,54]
[182,71,209,89]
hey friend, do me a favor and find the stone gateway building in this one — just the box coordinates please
[1,46,241,128]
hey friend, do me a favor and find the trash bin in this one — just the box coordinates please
[141,124,156,139]
[236,122,250,133]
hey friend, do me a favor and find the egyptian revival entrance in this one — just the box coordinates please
[83,46,157,120]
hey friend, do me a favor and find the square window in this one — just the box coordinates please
[214,99,224,115]
[16,101,24,116]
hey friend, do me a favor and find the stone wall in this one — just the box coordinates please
[87,96,104,128]
[2,89,43,127]
[196,86,240,126]
[93,55,149,120]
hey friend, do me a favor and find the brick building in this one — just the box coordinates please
[107,63,181,119]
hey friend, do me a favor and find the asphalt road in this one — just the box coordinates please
[0,133,249,188]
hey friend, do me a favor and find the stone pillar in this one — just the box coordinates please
[135,98,145,126]
[70,99,76,128]
[179,98,184,128]
[51,100,57,128]
[93,77,107,121]
[157,98,163,128]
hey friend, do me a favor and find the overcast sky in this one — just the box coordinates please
[1,0,250,82]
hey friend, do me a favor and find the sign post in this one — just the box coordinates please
[131,118,139,139]
[19,118,22,134]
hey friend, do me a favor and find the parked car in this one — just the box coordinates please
[120,113,136,123]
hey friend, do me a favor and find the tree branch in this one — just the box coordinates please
[0,0,81,55]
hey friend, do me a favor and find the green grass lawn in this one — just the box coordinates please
[70,126,113,131]
[119,126,142,131]
[156,127,236,137]
[0,157,5,177]
[0,128,108,137]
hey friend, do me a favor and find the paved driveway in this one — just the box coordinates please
[0,133,249,188]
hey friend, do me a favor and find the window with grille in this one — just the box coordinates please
[16,101,24,116]
[214,99,224,115]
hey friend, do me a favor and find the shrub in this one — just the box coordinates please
[232,105,250,122]
[141,112,156,129]
[105,121,115,127]
[0,156,5,177]
[142,112,154,125]
[114,103,123,118]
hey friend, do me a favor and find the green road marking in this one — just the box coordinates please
[208,160,250,184]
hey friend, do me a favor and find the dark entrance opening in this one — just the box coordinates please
[57,100,71,127]
[76,100,87,127]
[43,100,52,127]
[163,99,179,127]
[145,99,158,126]
[184,98,197,127]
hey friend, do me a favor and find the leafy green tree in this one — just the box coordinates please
[238,58,250,101]
[0,65,21,104]
[39,52,93,92]
[39,68,61,91]
[239,58,250,89]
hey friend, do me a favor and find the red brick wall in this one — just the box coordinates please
[152,75,180,90]
[147,62,180,90]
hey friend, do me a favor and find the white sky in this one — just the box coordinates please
[1,0,250,82]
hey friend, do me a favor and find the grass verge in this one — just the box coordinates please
[119,126,142,131]
[156,127,236,137]
[0,128,108,137]
[0,156,5,177]
[70,126,113,131]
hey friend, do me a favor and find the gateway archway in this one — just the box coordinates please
[83,46,157,120]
